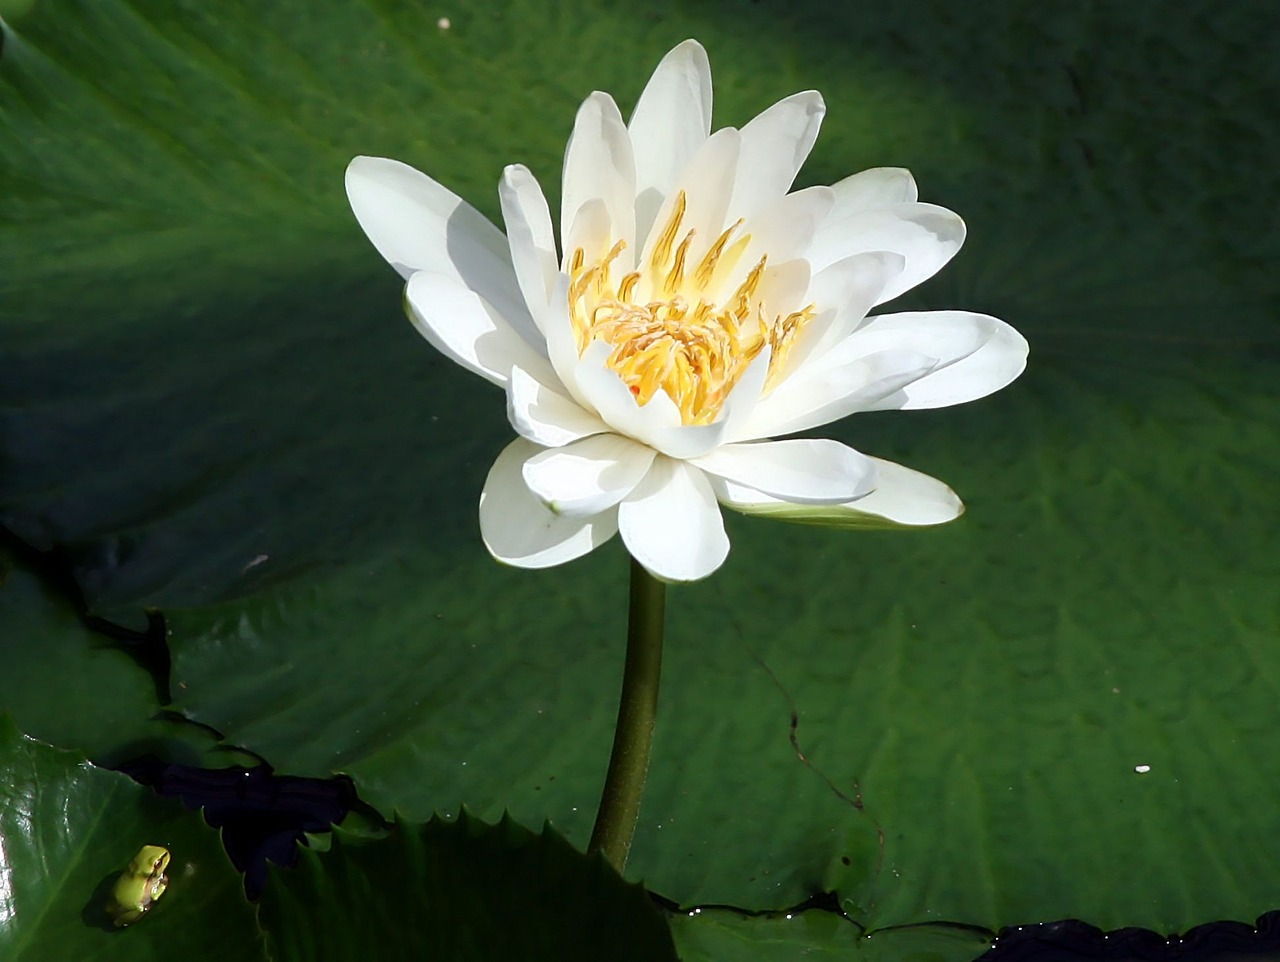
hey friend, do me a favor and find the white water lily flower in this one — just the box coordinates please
[347,40,1027,582]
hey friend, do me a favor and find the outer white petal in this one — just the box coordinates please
[573,340,727,460]
[507,365,609,447]
[827,167,919,215]
[728,91,826,221]
[739,349,939,439]
[405,272,557,387]
[693,438,877,504]
[847,458,964,525]
[619,457,729,582]
[480,439,620,567]
[808,202,966,305]
[629,39,713,244]
[835,310,1029,411]
[561,92,636,267]
[345,157,530,331]
[523,434,656,517]
[500,164,558,333]
[714,457,962,529]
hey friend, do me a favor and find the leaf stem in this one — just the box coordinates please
[588,556,667,871]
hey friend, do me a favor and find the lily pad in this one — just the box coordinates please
[257,812,675,962]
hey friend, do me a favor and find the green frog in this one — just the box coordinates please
[107,845,170,926]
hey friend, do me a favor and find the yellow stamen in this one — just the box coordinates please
[664,231,695,294]
[694,219,744,289]
[567,196,817,425]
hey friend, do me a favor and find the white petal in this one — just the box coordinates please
[717,344,773,443]
[523,434,656,517]
[639,127,740,264]
[572,340,727,459]
[741,349,939,438]
[500,164,558,332]
[345,157,529,329]
[629,39,713,245]
[827,167,918,215]
[480,438,619,568]
[541,273,595,411]
[561,92,636,265]
[736,185,834,276]
[776,251,906,382]
[714,457,962,529]
[809,202,966,305]
[837,311,1029,410]
[619,458,729,582]
[728,92,826,221]
[507,365,609,447]
[405,272,555,387]
[848,458,964,525]
[694,438,877,504]
[756,258,811,320]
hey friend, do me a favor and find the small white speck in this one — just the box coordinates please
[242,554,269,572]
[436,16,451,30]
[1134,764,1151,774]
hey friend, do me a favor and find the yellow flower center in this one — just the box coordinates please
[567,191,814,425]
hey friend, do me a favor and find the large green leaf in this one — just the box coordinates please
[0,541,259,767]
[0,717,261,960]
[164,352,1280,934]
[258,812,675,962]
[4,0,1280,950]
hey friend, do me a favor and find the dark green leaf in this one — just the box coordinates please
[258,812,675,962]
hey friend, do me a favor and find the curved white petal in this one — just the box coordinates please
[756,258,811,321]
[694,438,877,504]
[619,457,729,582]
[736,186,834,276]
[728,91,826,222]
[629,39,713,244]
[507,365,609,447]
[523,433,656,517]
[500,164,558,333]
[827,167,919,215]
[572,341,727,460]
[713,457,962,529]
[639,127,740,265]
[405,272,556,387]
[561,92,636,268]
[837,311,1029,411]
[741,349,939,439]
[345,157,530,330]
[775,251,906,383]
[809,202,966,305]
[717,344,773,444]
[480,438,620,567]
[848,458,964,525]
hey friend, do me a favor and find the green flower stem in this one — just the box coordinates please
[588,556,667,872]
